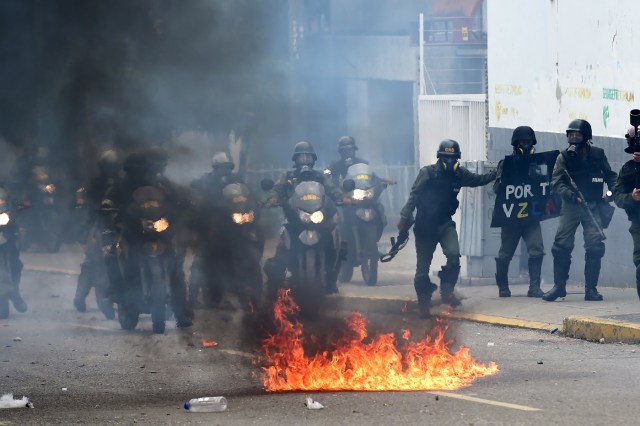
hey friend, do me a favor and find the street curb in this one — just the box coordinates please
[332,295,561,332]
[563,315,640,344]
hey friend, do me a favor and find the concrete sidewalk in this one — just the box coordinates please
[20,244,640,344]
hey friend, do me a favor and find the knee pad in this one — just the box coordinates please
[551,244,571,261]
[585,244,605,261]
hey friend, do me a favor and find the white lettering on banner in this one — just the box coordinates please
[505,184,533,200]
[540,182,549,196]
[592,177,603,183]
[502,203,514,218]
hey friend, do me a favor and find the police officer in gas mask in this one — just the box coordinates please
[543,119,617,302]
[397,139,496,318]
[493,126,545,298]
[327,136,369,184]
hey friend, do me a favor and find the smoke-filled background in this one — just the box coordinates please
[0,0,295,187]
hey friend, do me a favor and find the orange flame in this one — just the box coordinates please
[261,289,498,392]
[201,339,219,348]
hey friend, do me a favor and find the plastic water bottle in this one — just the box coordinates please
[183,396,228,412]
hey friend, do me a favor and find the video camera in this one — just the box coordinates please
[626,109,640,154]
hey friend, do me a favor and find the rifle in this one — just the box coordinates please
[563,170,606,240]
[380,216,413,263]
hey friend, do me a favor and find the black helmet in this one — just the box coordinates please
[511,126,537,146]
[436,139,461,159]
[211,152,234,169]
[291,141,317,162]
[566,119,592,141]
[337,136,358,151]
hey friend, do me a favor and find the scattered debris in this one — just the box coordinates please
[550,328,559,334]
[487,342,495,347]
[12,337,21,342]
[599,338,605,344]
[62,388,68,391]
[435,395,439,401]
[537,360,544,365]
[0,393,33,409]
[305,397,324,410]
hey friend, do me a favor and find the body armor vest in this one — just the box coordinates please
[561,146,605,202]
[414,165,460,234]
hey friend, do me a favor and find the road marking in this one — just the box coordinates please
[429,391,542,411]
[24,264,80,276]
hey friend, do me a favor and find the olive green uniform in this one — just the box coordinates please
[399,162,496,308]
[493,159,545,297]
[612,159,640,298]
[547,146,616,299]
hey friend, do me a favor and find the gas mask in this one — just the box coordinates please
[440,157,459,172]
[516,140,535,156]
[297,165,313,180]
[566,131,586,157]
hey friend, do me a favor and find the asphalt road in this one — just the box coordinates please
[1,270,640,425]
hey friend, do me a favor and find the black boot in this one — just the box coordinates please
[439,265,461,307]
[542,254,569,301]
[527,257,544,298]
[10,292,27,313]
[636,264,640,300]
[495,258,511,297]
[414,275,437,319]
[584,255,603,301]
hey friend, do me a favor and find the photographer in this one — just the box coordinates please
[613,111,640,300]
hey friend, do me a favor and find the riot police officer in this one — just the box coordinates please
[104,152,193,329]
[613,126,640,299]
[327,136,369,184]
[398,139,496,318]
[73,150,120,317]
[493,126,545,298]
[543,119,617,302]
[191,152,243,202]
[264,141,347,296]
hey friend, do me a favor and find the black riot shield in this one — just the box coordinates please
[490,150,561,228]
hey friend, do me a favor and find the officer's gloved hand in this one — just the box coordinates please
[267,196,278,206]
[573,195,583,204]
[632,188,640,202]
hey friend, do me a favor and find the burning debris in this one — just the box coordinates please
[261,290,498,392]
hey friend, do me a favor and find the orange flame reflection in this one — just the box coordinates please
[261,289,498,392]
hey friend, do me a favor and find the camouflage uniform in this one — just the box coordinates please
[399,159,495,315]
